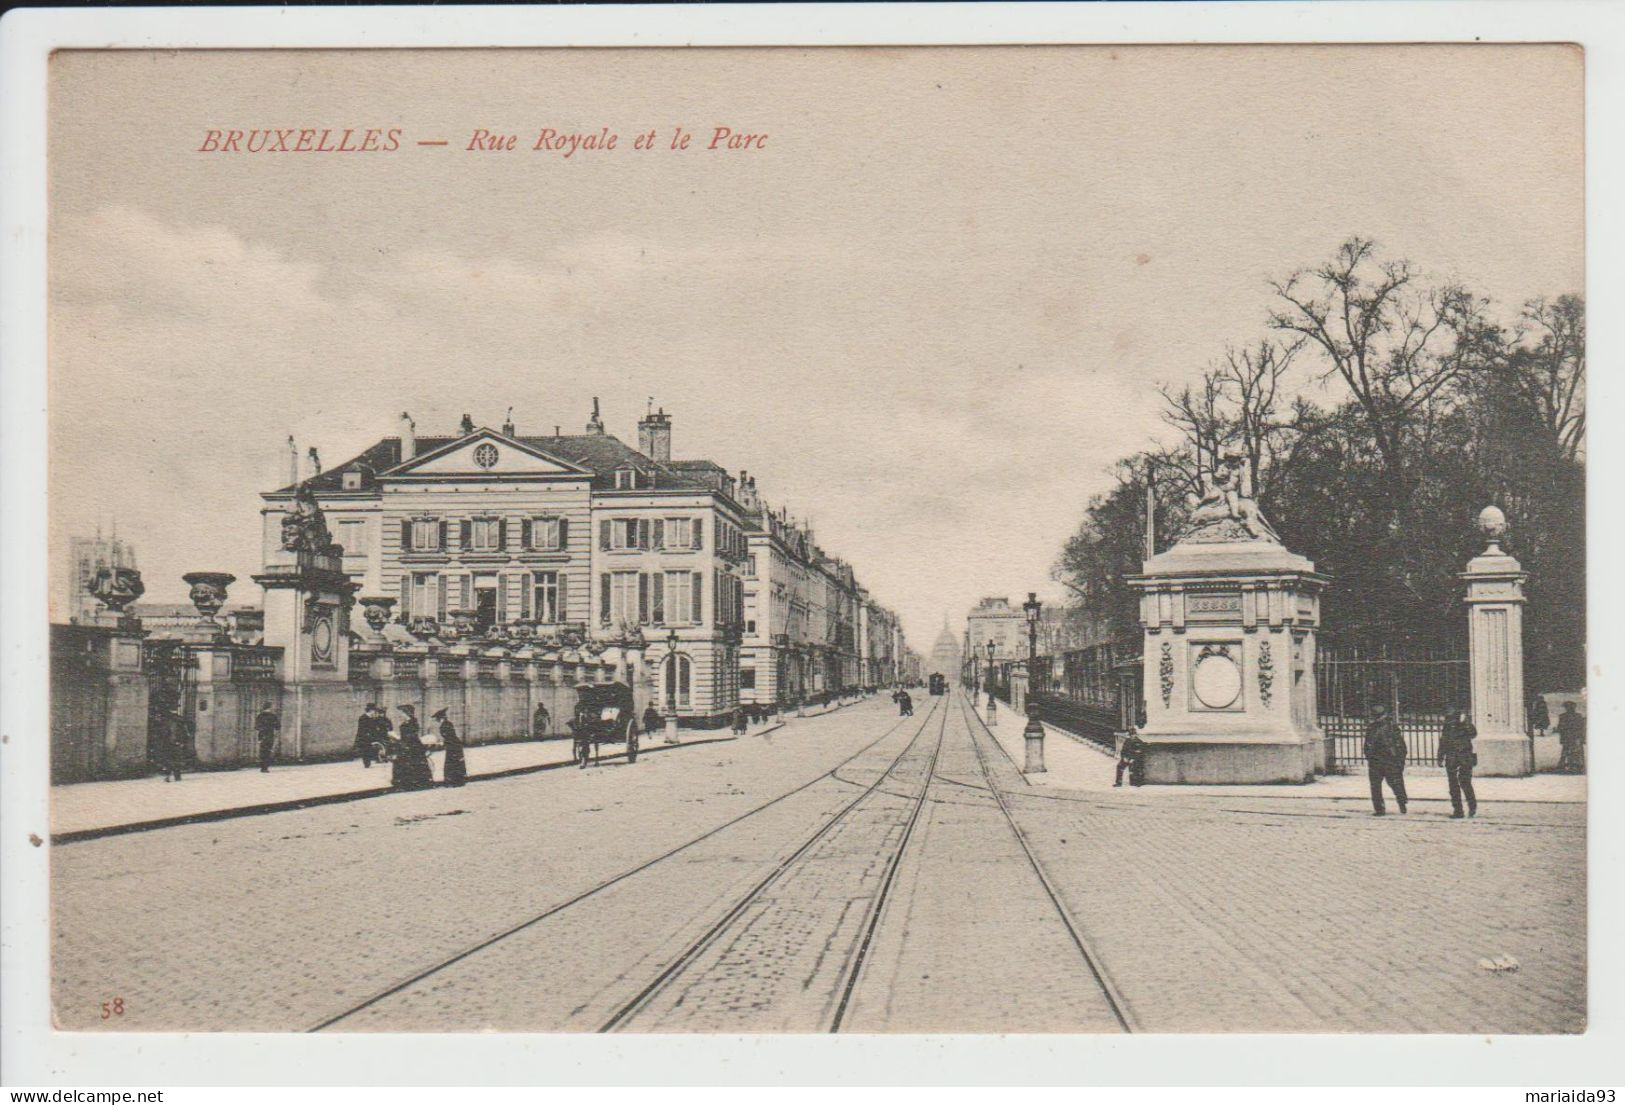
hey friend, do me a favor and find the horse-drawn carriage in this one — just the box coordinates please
[567,681,641,768]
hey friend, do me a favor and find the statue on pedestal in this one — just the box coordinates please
[280,483,333,554]
[1182,450,1280,544]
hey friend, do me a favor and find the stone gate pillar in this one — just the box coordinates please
[1460,506,1531,777]
[1125,454,1328,784]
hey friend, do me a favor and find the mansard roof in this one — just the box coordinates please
[266,430,733,498]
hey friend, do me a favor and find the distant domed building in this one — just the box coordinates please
[926,616,962,678]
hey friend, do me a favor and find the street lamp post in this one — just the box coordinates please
[664,629,681,745]
[984,639,997,722]
[1022,591,1046,773]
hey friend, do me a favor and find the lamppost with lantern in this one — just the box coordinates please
[984,638,997,721]
[1022,591,1046,773]
[663,628,681,745]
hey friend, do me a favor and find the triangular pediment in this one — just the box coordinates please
[382,429,591,479]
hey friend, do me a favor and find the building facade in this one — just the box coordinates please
[260,406,750,725]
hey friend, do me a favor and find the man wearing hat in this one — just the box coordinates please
[1363,701,1409,816]
[433,707,467,787]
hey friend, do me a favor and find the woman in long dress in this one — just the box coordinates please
[435,708,467,787]
[392,705,434,790]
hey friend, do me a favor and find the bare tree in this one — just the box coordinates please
[1509,294,1586,461]
[1267,236,1492,488]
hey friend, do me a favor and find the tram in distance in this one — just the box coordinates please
[928,673,948,696]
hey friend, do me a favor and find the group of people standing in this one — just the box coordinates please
[892,687,914,716]
[352,703,465,790]
[1365,703,1480,819]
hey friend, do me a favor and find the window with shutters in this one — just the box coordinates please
[469,516,502,552]
[529,516,563,551]
[662,571,690,625]
[691,571,704,624]
[409,572,443,620]
[530,571,561,623]
[663,517,692,549]
[604,518,650,550]
[609,571,640,625]
[410,517,441,552]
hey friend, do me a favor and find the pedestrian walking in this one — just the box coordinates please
[1115,731,1148,787]
[391,705,433,791]
[167,708,191,781]
[1529,696,1550,738]
[254,704,280,773]
[151,710,179,782]
[732,706,749,735]
[642,704,662,737]
[434,707,466,787]
[898,690,913,717]
[1363,702,1409,816]
[533,701,551,740]
[1556,702,1586,774]
[1438,708,1478,819]
[354,704,383,768]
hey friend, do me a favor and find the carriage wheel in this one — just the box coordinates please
[625,720,639,764]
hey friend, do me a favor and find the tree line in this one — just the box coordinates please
[1053,237,1585,693]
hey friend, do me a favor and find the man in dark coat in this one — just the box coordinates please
[643,704,662,736]
[167,708,191,781]
[1556,702,1586,774]
[1364,702,1409,815]
[533,702,551,741]
[732,706,749,735]
[434,707,466,787]
[897,690,913,717]
[254,705,280,773]
[354,704,382,768]
[1437,708,1478,818]
[1115,731,1148,787]
[1529,696,1550,738]
[152,710,179,782]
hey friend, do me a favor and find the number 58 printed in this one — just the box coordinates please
[100,997,124,1019]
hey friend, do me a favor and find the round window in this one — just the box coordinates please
[1192,651,1241,710]
[473,443,499,469]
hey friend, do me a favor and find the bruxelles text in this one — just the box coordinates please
[195,126,768,156]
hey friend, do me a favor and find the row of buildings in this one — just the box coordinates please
[260,404,914,724]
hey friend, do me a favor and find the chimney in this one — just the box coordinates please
[502,406,515,437]
[638,405,672,462]
[586,397,605,436]
[287,434,299,486]
[400,412,416,460]
[459,413,475,435]
[306,447,323,480]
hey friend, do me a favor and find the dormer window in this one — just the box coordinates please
[342,470,363,491]
[615,466,652,490]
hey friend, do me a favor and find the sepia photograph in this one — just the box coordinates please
[3,6,1614,1089]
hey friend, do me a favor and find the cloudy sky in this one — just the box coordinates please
[48,46,1582,648]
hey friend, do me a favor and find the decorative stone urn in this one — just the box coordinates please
[88,565,146,627]
[1125,453,1328,784]
[183,571,235,619]
[408,616,440,641]
[359,596,395,631]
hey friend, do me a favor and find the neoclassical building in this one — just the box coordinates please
[260,404,750,725]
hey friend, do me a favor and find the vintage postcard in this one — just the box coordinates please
[4,8,1607,1086]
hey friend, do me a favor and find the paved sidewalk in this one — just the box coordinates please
[971,702,1587,805]
[50,714,797,840]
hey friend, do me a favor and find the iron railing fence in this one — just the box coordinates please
[1315,640,1469,768]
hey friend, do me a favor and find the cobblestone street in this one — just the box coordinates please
[51,691,1585,1034]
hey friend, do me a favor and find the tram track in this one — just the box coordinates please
[601,695,949,1033]
[306,696,937,1033]
[953,691,1138,1032]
